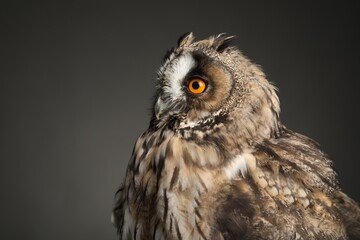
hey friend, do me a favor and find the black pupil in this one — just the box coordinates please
[192,81,200,89]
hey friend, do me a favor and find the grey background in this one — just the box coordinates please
[1,1,359,239]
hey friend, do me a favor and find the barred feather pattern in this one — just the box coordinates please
[114,125,357,239]
[113,33,360,240]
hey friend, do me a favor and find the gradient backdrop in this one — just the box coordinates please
[1,1,359,239]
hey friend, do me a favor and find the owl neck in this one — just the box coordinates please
[149,101,281,157]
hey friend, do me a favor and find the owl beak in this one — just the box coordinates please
[155,98,166,120]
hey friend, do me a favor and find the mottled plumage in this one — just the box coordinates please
[113,33,360,239]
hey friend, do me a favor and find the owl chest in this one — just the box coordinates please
[131,164,218,240]
[126,130,226,239]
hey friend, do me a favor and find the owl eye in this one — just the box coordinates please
[188,78,207,94]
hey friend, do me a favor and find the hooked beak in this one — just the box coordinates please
[154,98,166,120]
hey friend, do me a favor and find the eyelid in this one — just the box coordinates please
[185,75,208,85]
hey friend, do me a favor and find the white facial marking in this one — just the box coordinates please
[165,54,195,100]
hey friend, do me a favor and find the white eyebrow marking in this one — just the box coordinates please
[165,54,195,100]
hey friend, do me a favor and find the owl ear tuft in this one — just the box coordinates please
[177,32,195,47]
[213,33,236,52]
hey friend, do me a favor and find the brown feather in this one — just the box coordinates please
[113,33,360,240]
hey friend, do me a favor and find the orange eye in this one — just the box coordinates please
[188,78,207,94]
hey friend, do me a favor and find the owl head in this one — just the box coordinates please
[151,33,281,146]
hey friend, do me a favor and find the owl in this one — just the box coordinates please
[113,33,360,240]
